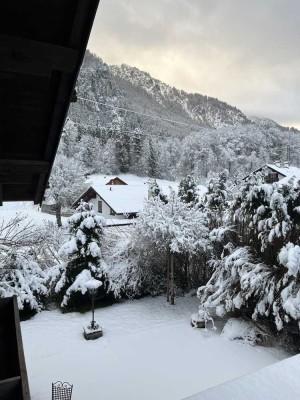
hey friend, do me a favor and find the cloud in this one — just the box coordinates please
[88,0,300,128]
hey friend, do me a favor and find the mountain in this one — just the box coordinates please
[111,63,250,129]
[62,50,300,181]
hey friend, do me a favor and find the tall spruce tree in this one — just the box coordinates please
[147,138,158,178]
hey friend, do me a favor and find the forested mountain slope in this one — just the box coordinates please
[61,50,300,182]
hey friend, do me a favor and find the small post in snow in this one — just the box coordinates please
[83,279,103,340]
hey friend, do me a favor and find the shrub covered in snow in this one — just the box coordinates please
[52,201,107,311]
[0,249,47,317]
[221,318,261,346]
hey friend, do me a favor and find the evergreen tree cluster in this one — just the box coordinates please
[198,172,300,336]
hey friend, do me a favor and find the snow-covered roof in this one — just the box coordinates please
[87,173,179,190]
[184,354,300,400]
[92,185,148,214]
[266,164,300,179]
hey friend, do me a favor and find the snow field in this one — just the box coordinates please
[0,202,68,227]
[21,296,288,400]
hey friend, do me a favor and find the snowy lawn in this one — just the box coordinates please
[21,295,289,400]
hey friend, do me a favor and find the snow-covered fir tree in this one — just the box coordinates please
[204,169,230,211]
[178,175,198,204]
[52,201,106,311]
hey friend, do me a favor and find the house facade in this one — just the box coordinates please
[88,188,127,220]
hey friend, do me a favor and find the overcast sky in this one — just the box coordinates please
[88,0,300,129]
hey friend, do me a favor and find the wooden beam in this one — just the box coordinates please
[34,173,47,205]
[0,34,78,77]
[0,376,21,399]
[0,176,32,184]
[0,160,50,175]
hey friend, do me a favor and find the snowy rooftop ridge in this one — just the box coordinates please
[183,354,300,400]
[85,173,207,214]
[87,173,179,189]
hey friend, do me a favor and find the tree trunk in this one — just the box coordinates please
[170,252,175,305]
[167,249,170,302]
[184,254,189,289]
[55,203,62,227]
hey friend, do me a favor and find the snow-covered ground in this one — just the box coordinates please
[0,202,68,226]
[21,295,289,400]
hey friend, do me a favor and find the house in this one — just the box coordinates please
[73,183,149,219]
[245,164,300,184]
[106,177,127,185]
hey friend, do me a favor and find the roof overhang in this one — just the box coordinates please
[0,0,100,204]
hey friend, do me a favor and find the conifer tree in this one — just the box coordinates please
[54,201,106,311]
[148,179,168,203]
[147,138,158,178]
[178,175,198,204]
[205,169,229,211]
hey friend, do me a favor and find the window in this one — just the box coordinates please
[98,200,102,213]
[266,172,278,183]
[110,208,116,216]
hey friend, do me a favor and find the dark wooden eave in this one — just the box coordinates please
[0,0,100,205]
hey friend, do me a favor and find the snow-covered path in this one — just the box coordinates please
[21,296,288,400]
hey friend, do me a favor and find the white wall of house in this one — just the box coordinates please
[89,195,124,219]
